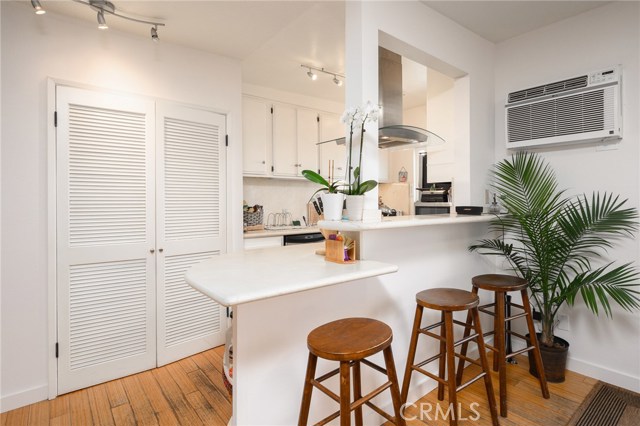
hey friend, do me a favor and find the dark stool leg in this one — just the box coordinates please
[401,304,423,404]
[352,361,363,426]
[444,311,458,426]
[383,346,407,426]
[521,289,550,399]
[495,292,507,417]
[298,352,318,426]
[472,307,500,426]
[456,286,479,385]
[438,311,446,401]
[339,361,351,426]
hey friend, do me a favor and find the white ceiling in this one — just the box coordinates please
[39,0,611,105]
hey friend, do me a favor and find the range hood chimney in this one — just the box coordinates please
[377,46,445,149]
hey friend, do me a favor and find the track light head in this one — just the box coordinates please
[31,0,46,15]
[333,76,343,87]
[307,69,317,81]
[151,25,159,42]
[97,10,108,30]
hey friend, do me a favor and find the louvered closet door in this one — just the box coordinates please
[56,86,156,394]
[156,102,227,366]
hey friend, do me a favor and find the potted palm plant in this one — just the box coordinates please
[472,152,640,382]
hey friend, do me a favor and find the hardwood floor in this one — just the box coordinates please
[2,348,596,426]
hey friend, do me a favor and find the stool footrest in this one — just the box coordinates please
[314,410,340,426]
[412,365,447,385]
[507,345,535,358]
[311,379,340,403]
[415,352,444,369]
[454,332,479,348]
[365,401,395,423]
[454,352,482,367]
[361,358,387,375]
[506,330,528,342]
[505,311,528,322]
[456,371,487,393]
[314,367,340,384]
[352,381,392,411]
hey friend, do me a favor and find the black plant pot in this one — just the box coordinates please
[526,333,569,383]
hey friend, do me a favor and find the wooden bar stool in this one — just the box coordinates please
[401,288,499,426]
[298,317,406,426]
[456,274,550,417]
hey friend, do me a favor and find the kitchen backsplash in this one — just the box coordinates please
[243,177,318,225]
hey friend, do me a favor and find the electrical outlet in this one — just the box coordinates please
[557,314,570,331]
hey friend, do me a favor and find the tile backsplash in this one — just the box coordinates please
[243,177,318,225]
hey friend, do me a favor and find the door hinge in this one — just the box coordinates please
[270,107,273,114]
[271,165,274,172]
[225,135,229,147]
[54,111,58,127]
[317,116,320,123]
[55,343,59,358]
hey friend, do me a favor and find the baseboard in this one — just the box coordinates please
[509,337,640,392]
[0,385,48,413]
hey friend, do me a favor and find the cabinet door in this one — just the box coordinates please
[318,113,347,181]
[272,103,298,176]
[242,97,271,175]
[296,109,319,175]
[155,102,227,366]
[56,86,157,394]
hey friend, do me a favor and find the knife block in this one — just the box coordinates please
[325,239,356,264]
[307,203,322,225]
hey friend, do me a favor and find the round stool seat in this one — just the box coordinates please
[307,317,392,361]
[416,288,479,311]
[472,274,528,292]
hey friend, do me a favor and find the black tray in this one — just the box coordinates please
[456,206,483,215]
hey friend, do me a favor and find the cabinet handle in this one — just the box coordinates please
[159,248,164,253]
[150,249,155,254]
[261,160,266,164]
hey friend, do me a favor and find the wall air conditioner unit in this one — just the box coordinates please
[505,66,622,149]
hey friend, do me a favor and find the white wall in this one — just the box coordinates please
[345,0,496,209]
[494,1,640,391]
[0,2,243,411]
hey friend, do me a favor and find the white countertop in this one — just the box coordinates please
[243,226,320,239]
[185,243,398,306]
[318,213,495,231]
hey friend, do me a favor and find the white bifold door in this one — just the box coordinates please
[56,86,226,394]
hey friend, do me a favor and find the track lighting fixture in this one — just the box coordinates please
[97,10,108,30]
[31,0,46,15]
[301,65,345,87]
[36,0,166,40]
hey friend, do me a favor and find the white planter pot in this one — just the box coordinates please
[346,195,365,221]
[321,192,344,221]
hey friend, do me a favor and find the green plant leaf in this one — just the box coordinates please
[301,169,329,187]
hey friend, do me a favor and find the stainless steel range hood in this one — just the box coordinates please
[318,47,445,149]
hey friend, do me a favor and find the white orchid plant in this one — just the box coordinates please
[341,101,379,195]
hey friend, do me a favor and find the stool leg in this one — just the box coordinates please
[495,292,507,417]
[401,304,423,404]
[298,352,318,426]
[438,311,446,401]
[472,307,500,426]
[383,346,407,426]
[521,289,550,399]
[456,286,479,386]
[352,361,363,426]
[444,311,458,426]
[339,361,351,426]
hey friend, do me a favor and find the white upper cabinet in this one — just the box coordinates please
[242,97,271,176]
[242,95,333,179]
[272,103,298,177]
[318,112,346,181]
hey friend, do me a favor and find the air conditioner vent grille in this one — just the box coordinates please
[508,75,588,103]
[507,87,614,143]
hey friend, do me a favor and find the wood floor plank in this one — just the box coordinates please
[192,352,231,403]
[49,393,70,420]
[178,357,199,374]
[187,368,232,422]
[49,414,71,426]
[27,400,50,426]
[86,384,116,426]
[121,375,159,426]
[164,362,198,396]
[152,366,204,426]
[185,391,227,426]
[69,389,94,426]
[2,406,29,426]
[136,371,181,426]
[111,404,135,426]
[104,380,128,408]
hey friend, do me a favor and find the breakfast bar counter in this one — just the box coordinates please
[186,213,496,425]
